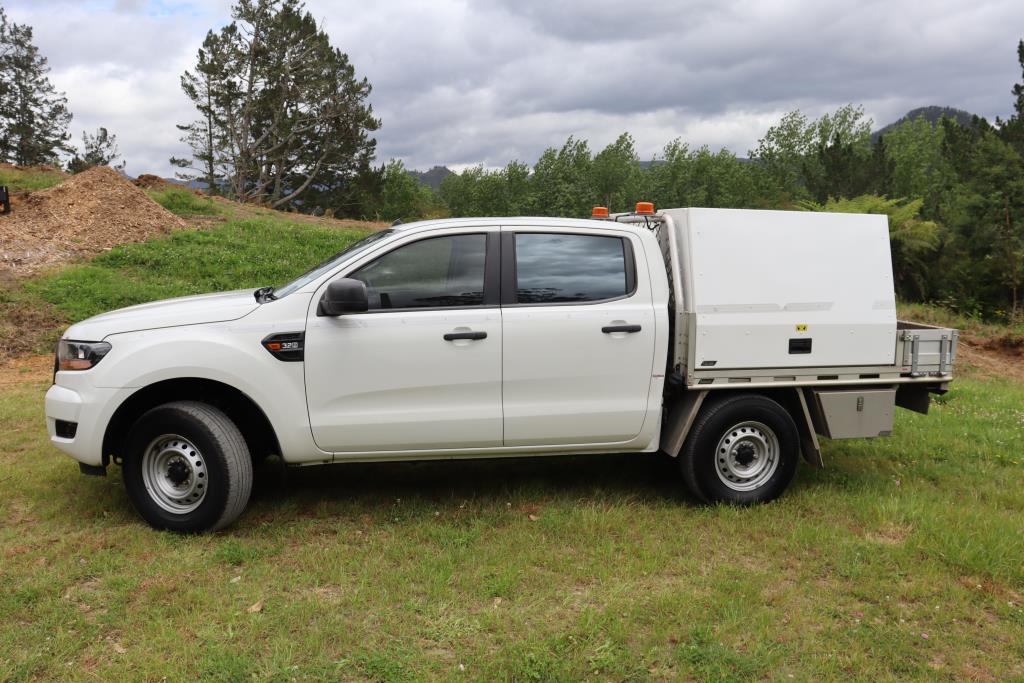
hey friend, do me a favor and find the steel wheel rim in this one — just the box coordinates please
[141,434,208,514]
[714,420,779,492]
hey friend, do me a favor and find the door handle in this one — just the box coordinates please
[602,324,641,334]
[444,331,487,341]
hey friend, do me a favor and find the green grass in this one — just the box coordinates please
[23,217,370,325]
[899,302,1024,343]
[0,166,66,192]
[1,371,1023,680]
[147,186,221,216]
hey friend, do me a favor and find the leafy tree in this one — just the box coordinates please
[803,130,890,202]
[438,165,483,217]
[173,0,379,209]
[940,118,1024,316]
[437,160,533,217]
[648,140,762,209]
[813,104,873,155]
[591,133,642,211]
[530,136,594,217]
[500,160,533,215]
[751,104,873,202]
[749,110,814,200]
[67,127,124,173]
[882,115,952,207]
[375,159,438,222]
[0,12,71,165]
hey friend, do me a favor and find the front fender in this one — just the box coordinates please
[92,321,328,463]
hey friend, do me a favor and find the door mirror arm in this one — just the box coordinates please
[318,278,369,316]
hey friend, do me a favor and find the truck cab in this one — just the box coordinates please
[45,207,955,532]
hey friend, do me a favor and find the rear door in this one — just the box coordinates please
[500,228,657,446]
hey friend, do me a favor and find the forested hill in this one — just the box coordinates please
[873,106,976,139]
[407,166,454,190]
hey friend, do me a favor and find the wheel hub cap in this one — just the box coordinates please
[141,434,208,514]
[714,421,780,492]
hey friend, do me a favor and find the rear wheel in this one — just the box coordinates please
[680,394,799,505]
[123,401,252,532]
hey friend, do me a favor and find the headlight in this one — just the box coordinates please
[57,340,112,371]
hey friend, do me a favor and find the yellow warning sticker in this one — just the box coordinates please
[795,324,808,332]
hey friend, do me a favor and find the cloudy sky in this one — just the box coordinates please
[10,0,1024,177]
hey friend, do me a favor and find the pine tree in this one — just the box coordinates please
[67,127,124,173]
[997,39,1024,157]
[0,14,71,165]
[941,117,1024,316]
[171,31,230,192]
[173,0,379,208]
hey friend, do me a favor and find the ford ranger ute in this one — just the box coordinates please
[45,204,957,532]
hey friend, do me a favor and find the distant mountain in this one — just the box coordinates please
[873,106,977,140]
[408,165,454,191]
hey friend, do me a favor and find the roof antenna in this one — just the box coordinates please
[391,218,402,226]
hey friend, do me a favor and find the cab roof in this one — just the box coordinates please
[391,216,620,233]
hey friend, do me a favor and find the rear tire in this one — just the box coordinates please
[680,394,799,505]
[123,401,253,532]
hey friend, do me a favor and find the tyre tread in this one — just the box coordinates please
[680,393,798,505]
[127,400,252,532]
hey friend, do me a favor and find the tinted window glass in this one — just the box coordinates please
[273,229,394,299]
[515,233,627,303]
[351,234,486,309]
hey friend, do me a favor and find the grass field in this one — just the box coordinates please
[2,364,1023,681]
[2,191,1024,680]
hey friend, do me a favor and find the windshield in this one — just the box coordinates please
[271,229,395,299]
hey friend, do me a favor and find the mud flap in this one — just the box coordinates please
[660,390,708,457]
[794,388,823,468]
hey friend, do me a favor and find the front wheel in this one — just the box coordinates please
[122,401,253,532]
[680,394,799,505]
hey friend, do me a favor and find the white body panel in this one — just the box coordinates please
[663,208,897,370]
[64,289,258,339]
[304,307,503,452]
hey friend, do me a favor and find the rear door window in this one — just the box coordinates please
[514,233,630,304]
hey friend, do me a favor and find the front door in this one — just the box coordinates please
[304,230,502,453]
[501,229,657,446]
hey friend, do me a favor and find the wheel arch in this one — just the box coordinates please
[102,378,282,467]
[663,387,821,467]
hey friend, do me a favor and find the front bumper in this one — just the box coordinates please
[45,378,134,467]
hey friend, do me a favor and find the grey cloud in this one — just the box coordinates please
[7,0,1024,176]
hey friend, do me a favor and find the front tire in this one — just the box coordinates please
[680,394,799,505]
[123,401,253,532]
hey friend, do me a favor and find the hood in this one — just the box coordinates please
[64,289,261,340]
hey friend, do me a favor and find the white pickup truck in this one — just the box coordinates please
[45,205,957,532]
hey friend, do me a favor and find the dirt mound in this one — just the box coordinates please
[133,174,172,190]
[957,337,1024,383]
[0,166,187,275]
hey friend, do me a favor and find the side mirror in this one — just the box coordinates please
[317,278,369,316]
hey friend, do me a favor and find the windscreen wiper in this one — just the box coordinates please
[254,286,276,303]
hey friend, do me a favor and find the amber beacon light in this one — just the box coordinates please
[591,206,609,219]
[635,201,655,215]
